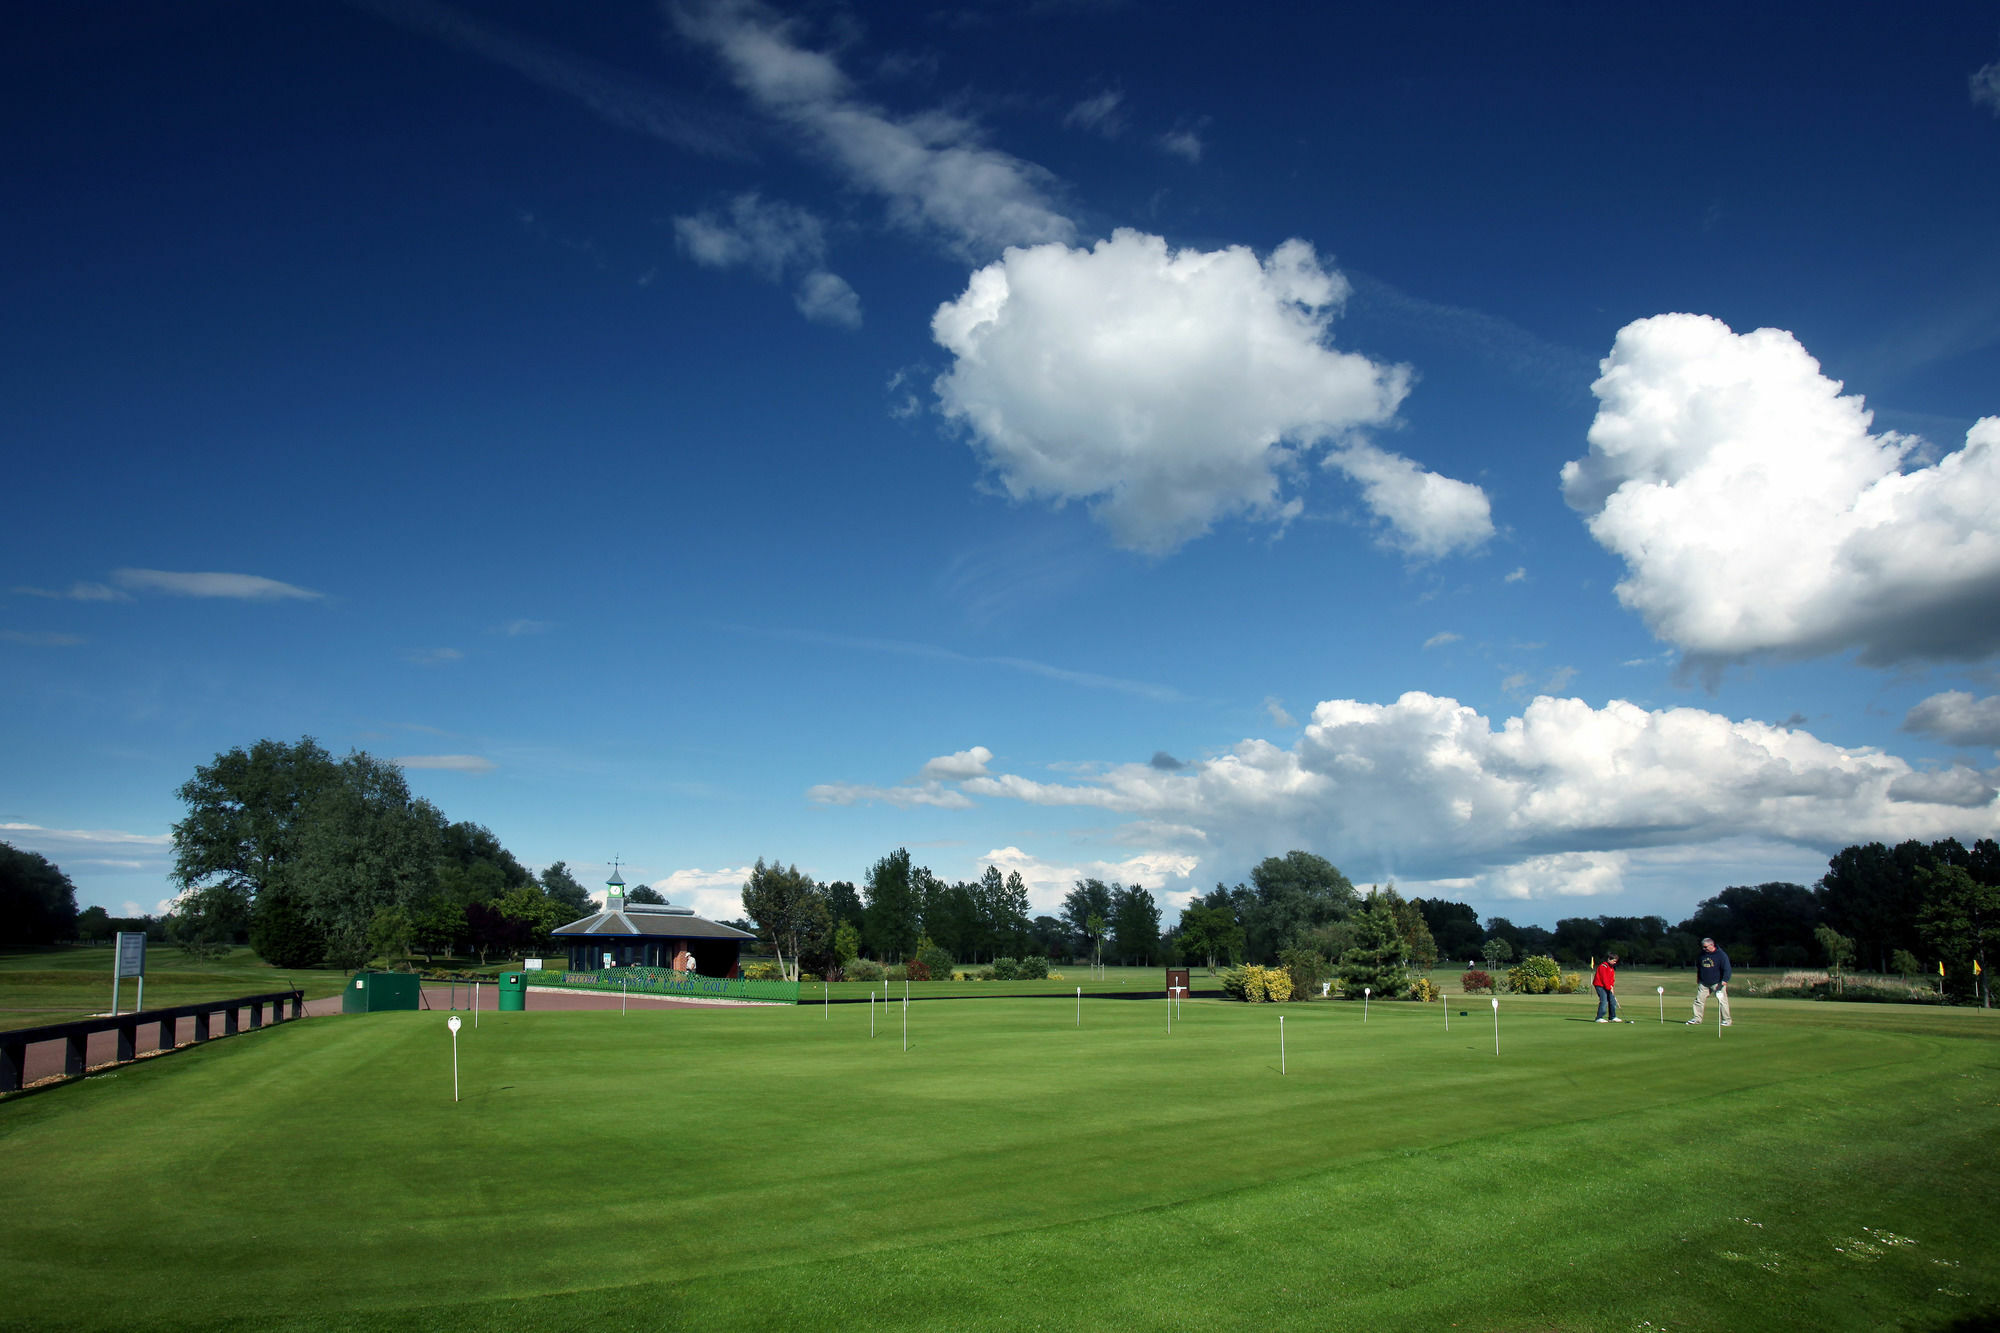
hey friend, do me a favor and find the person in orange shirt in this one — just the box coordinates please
[1593,953,1622,1023]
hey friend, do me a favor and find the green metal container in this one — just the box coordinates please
[341,971,421,1013]
[498,972,527,1012]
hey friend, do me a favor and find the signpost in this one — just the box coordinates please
[111,931,146,1015]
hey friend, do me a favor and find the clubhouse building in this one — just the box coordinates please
[549,870,756,976]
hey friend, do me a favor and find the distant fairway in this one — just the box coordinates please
[2,991,1995,1331]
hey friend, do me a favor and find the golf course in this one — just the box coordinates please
[2,985,1995,1331]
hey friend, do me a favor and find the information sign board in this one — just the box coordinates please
[115,932,147,979]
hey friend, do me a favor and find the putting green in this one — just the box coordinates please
[1,994,1994,1331]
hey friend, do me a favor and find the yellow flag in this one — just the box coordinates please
[1977,960,1984,977]
[1939,961,1946,977]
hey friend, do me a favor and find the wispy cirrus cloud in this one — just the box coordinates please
[11,581,128,601]
[392,754,497,773]
[736,624,1185,703]
[112,569,323,601]
[407,647,464,666]
[0,822,172,849]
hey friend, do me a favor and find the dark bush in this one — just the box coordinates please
[1017,954,1050,979]
[905,958,932,982]
[991,956,1021,980]
[1460,969,1494,993]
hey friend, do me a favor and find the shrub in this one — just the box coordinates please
[1219,965,1251,1001]
[1047,971,1063,981]
[975,968,996,981]
[991,957,1021,981]
[1226,964,1292,1002]
[1260,966,1293,1003]
[1890,949,1923,978]
[1556,972,1582,994]
[1408,976,1440,1002]
[905,958,932,982]
[798,972,820,982]
[1460,969,1494,993]
[916,941,954,982]
[846,958,885,983]
[742,961,783,981]
[1017,954,1050,980]
[1278,945,1329,1000]
[1507,955,1563,994]
[884,965,908,983]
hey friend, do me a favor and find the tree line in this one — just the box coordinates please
[169,737,595,968]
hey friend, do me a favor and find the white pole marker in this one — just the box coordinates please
[1364,986,1370,1022]
[1280,1014,1286,1075]
[1491,997,1500,1055]
[1657,985,1664,1024]
[447,1015,462,1102]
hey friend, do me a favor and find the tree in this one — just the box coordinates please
[496,884,566,953]
[0,842,79,948]
[744,858,830,981]
[1480,937,1514,969]
[1916,863,1998,1005]
[1175,901,1245,972]
[75,904,112,943]
[366,905,415,968]
[540,861,593,918]
[863,849,920,962]
[1337,893,1410,998]
[412,897,466,964]
[168,883,249,959]
[172,736,343,908]
[626,883,666,904]
[290,754,442,970]
[1109,884,1163,966]
[1227,853,1356,963]
[1415,898,1483,962]
[250,881,324,967]
[1062,879,1113,961]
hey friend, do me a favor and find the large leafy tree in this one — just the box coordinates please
[539,861,593,918]
[1916,862,1998,1004]
[173,736,343,907]
[1415,898,1483,963]
[290,754,443,969]
[744,858,830,981]
[1240,852,1355,963]
[863,848,920,962]
[0,842,78,948]
[1174,900,1244,972]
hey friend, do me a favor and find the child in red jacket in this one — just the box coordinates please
[1593,954,1621,1022]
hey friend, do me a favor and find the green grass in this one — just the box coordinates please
[0,946,353,1026]
[2,989,1996,1331]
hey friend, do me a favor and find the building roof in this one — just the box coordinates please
[551,901,757,941]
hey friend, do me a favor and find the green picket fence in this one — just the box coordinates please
[528,966,800,1005]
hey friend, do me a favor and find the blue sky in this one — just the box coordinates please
[5,0,1999,929]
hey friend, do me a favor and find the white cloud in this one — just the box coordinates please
[954,691,1999,897]
[646,865,757,922]
[0,823,172,849]
[674,193,862,328]
[1325,439,1494,557]
[919,745,993,781]
[674,2,1073,257]
[1477,851,1629,900]
[1562,314,2000,667]
[12,581,128,601]
[1158,127,1203,162]
[391,754,497,773]
[1265,696,1296,728]
[932,230,1477,555]
[1973,60,2000,115]
[793,269,862,328]
[112,569,323,600]
[1423,631,1462,650]
[1905,690,2000,747]
[976,845,1201,916]
[1064,89,1124,137]
[1504,566,1527,584]
[407,647,463,666]
[805,780,975,810]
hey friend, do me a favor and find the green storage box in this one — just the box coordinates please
[341,971,422,1013]
[498,972,527,1012]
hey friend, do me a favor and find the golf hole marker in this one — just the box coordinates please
[447,1015,462,1102]
[1657,985,1665,1024]
[1491,997,1500,1056]
[1363,986,1370,1022]
[1279,1013,1286,1075]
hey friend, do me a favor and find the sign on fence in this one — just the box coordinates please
[112,931,147,1015]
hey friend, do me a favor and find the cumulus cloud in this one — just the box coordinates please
[391,754,497,773]
[954,691,1997,895]
[977,845,1201,915]
[1325,440,1494,557]
[932,230,1481,554]
[919,746,993,781]
[674,1,1073,256]
[1423,631,1462,650]
[1158,126,1204,162]
[1150,751,1186,770]
[674,193,862,328]
[1562,314,2000,667]
[1905,690,2000,747]
[113,569,322,600]
[647,865,758,921]
[1265,697,1297,728]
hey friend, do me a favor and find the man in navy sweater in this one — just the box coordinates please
[1687,937,1732,1026]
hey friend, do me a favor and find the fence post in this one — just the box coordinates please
[65,1032,87,1077]
[115,1021,137,1063]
